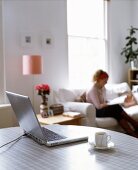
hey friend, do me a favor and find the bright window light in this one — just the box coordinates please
[67,0,107,89]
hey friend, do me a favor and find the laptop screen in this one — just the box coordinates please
[6,91,45,141]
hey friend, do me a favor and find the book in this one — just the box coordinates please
[62,112,82,118]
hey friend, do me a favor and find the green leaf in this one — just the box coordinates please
[121,26,138,63]
[126,36,130,40]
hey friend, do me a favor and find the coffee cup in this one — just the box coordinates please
[95,132,111,147]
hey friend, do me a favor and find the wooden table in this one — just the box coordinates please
[0,126,138,170]
[37,113,82,125]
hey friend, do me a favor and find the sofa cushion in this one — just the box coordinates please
[105,82,131,101]
[75,92,86,102]
[53,90,62,103]
[53,88,86,103]
[58,88,86,102]
[133,92,138,103]
[53,89,75,103]
[58,89,76,102]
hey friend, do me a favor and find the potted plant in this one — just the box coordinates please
[121,26,138,69]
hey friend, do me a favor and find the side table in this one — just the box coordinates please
[37,113,82,125]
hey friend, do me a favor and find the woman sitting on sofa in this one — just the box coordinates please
[86,69,138,138]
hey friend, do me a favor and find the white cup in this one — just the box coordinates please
[95,132,111,147]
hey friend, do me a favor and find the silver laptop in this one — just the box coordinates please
[6,91,88,146]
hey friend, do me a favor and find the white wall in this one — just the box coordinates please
[0,1,4,104]
[108,0,132,83]
[3,0,68,113]
[132,0,138,28]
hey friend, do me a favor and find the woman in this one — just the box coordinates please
[86,69,138,138]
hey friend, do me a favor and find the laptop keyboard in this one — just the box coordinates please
[42,127,66,141]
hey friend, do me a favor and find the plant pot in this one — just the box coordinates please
[130,61,135,69]
[130,60,138,69]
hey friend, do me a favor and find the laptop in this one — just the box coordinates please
[6,91,88,146]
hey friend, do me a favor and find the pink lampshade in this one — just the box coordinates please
[22,55,42,75]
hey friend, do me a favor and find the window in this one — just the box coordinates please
[67,0,108,89]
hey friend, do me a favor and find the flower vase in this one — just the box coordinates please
[40,95,49,118]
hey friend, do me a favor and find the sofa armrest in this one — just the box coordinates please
[61,102,96,127]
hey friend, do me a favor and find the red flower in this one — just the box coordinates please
[35,84,50,95]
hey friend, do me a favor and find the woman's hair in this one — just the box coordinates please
[92,69,109,82]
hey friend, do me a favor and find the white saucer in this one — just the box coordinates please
[89,141,115,150]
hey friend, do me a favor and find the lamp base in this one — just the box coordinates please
[40,104,49,118]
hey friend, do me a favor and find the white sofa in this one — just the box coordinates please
[53,82,138,131]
